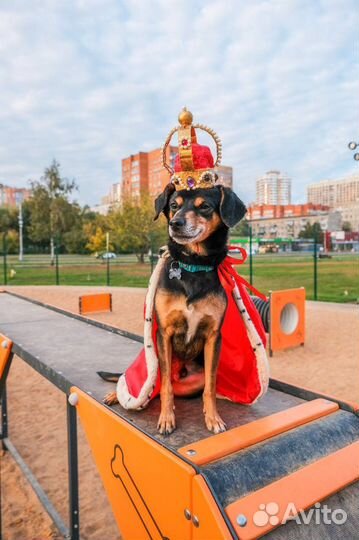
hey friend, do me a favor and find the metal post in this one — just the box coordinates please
[106,256,110,287]
[1,382,8,448]
[0,351,14,446]
[0,383,7,540]
[106,232,110,286]
[249,225,253,285]
[19,203,24,262]
[150,232,154,275]
[67,399,80,540]
[313,236,318,301]
[3,234,7,286]
[55,244,59,286]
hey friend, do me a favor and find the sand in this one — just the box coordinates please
[1,285,358,540]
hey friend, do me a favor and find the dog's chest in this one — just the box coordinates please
[154,290,226,344]
[178,301,204,343]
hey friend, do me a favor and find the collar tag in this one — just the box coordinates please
[169,261,182,280]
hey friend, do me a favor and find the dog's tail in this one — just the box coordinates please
[97,371,122,383]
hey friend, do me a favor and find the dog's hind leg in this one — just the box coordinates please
[203,333,227,434]
[157,330,176,435]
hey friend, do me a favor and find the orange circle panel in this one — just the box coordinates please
[269,288,306,354]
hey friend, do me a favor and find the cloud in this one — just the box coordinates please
[0,0,358,206]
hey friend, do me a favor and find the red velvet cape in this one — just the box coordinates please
[117,249,269,409]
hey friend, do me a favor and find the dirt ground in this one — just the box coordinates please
[1,285,358,540]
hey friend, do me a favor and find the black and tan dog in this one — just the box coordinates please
[153,183,246,434]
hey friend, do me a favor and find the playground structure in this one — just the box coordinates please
[252,287,306,356]
[0,290,358,539]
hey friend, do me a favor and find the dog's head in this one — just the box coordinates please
[154,184,246,245]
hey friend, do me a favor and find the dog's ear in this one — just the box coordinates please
[218,186,247,228]
[154,183,175,220]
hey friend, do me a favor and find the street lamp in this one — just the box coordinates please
[348,141,359,161]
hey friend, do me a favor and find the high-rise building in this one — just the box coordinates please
[307,174,359,207]
[122,152,149,200]
[147,146,177,198]
[256,171,291,205]
[0,184,31,207]
[121,146,176,200]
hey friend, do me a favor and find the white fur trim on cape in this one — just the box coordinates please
[231,282,270,403]
[116,255,166,410]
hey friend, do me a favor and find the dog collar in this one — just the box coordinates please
[178,261,214,273]
[168,260,215,280]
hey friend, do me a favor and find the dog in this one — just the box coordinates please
[102,182,246,435]
[152,183,246,434]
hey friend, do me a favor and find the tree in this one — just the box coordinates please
[298,222,324,243]
[83,212,114,253]
[110,193,167,262]
[85,225,107,253]
[0,206,18,233]
[231,218,250,237]
[62,204,89,254]
[27,160,77,262]
[342,221,352,232]
[0,206,19,254]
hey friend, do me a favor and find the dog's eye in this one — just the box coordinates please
[170,202,179,211]
[200,202,211,210]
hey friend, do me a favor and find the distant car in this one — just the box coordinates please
[98,252,117,260]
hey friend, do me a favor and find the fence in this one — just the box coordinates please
[0,245,358,304]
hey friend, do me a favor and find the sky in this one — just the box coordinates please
[1,0,358,206]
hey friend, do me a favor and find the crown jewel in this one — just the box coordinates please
[162,108,222,191]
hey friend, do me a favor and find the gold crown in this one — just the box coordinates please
[162,108,222,191]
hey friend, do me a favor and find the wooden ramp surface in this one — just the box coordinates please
[1,291,358,540]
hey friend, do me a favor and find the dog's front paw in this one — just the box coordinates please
[157,411,176,435]
[103,391,119,406]
[204,412,227,434]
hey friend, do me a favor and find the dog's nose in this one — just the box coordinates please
[169,217,185,228]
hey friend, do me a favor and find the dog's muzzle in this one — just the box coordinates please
[169,217,185,230]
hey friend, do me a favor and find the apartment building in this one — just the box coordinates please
[91,182,122,215]
[121,146,176,200]
[307,174,359,207]
[147,146,177,198]
[256,171,291,205]
[248,203,341,239]
[0,184,31,207]
[122,152,150,200]
[307,174,359,230]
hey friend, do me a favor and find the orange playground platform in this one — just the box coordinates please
[0,290,358,539]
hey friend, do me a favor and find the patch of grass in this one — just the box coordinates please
[2,253,358,303]
[246,259,358,303]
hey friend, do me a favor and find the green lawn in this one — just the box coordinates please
[243,254,359,303]
[1,253,358,303]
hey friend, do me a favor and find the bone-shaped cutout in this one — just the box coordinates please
[110,444,168,540]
